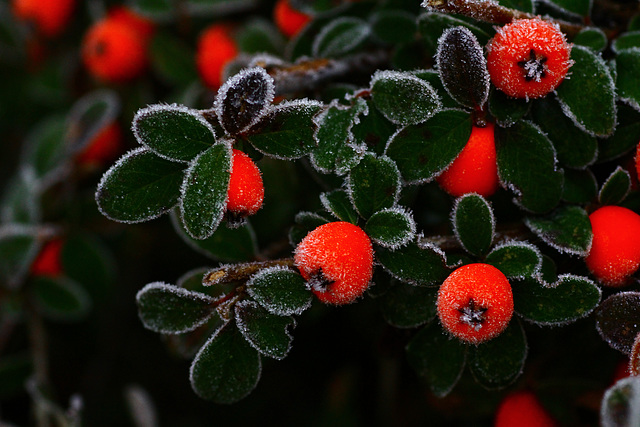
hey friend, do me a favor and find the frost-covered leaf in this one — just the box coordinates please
[596,292,640,355]
[179,143,232,240]
[21,115,68,182]
[61,233,115,296]
[598,104,640,162]
[531,98,597,169]
[468,320,526,390]
[613,32,640,53]
[525,205,593,256]
[417,12,491,50]
[370,70,441,125]
[351,100,396,155]
[513,274,601,325]
[485,241,542,279]
[311,98,367,174]
[406,322,466,397]
[495,121,563,214]
[133,105,216,163]
[488,88,530,127]
[556,46,617,137]
[347,153,400,219]
[370,10,417,44]
[215,67,275,136]
[366,208,416,250]
[615,48,640,113]
[377,241,449,286]
[247,266,312,316]
[601,376,640,427]
[96,148,187,223]
[189,321,261,404]
[0,225,40,289]
[31,276,91,322]
[452,193,494,257]
[235,300,295,360]
[312,17,371,58]
[1,169,40,224]
[136,282,216,334]
[381,283,437,328]
[599,166,632,206]
[435,26,489,110]
[574,27,607,52]
[412,69,458,109]
[562,169,597,204]
[150,32,198,85]
[542,0,591,17]
[242,100,323,159]
[320,189,358,224]
[386,110,472,184]
[289,211,331,246]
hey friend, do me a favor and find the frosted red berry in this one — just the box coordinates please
[76,122,124,168]
[494,391,557,427]
[437,263,513,344]
[436,122,499,197]
[196,24,239,90]
[585,205,640,286]
[31,239,64,277]
[274,0,312,38]
[487,18,572,99]
[226,149,264,223]
[294,221,374,305]
[12,0,75,37]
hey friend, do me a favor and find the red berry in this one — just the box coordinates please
[437,263,513,344]
[635,141,640,185]
[12,0,75,37]
[487,18,572,99]
[436,122,499,197]
[196,24,239,90]
[585,206,640,286]
[226,149,264,223]
[494,391,557,427]
[107,6,155,44]
[273,0,312,38]
[82,19,148,83]
[294,221,374,305]
[76,122,124,168]
[31,239,64,277]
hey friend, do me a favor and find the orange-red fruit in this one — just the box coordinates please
[82,19,148,83]
[294,222,374,305]
[12,0,75,37]
[196,24,239,90]
[487,18,572,99]
[31,239,64,277]
[226,149,264,219]
[274,0,312,38]
[76,122,124,168]
[436,122,499,197]
[437,263,513,344]
[494,391,557,427]
[107,6,155,44]
[585,206,640,286]
[635,141,640,186]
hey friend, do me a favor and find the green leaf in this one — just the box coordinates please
[289,212,330,246]
[599,166,632,205]
[247,266,312,316]
[562,168,597,204]
[435,26,489,110]
[237,18,285,55]
[452,194,494,257]
[320,189,358,224]
[615,48,640,112]
[31,276,91,321]
[574,27,608,52]
[136,282,216,334]
[545,0,591,16]
[312,17,371,57]
[179,143,232,240]
[525,205,592,256]
[495,121,563,213]
[417,12,491,49]
[133,105,216,163]
[149,32,198,85]
[243,100,323,159]
[22,115,68,181]
[412,69,459,109]
[0,225,41,289]
[130,0,173,18]
[613,32,640,53]
[468,320,527,390]
[596,292,640,355]
[347,153,400,219]
[366,208,416,249]
[496,0,533,12]
[61,233,115,297]
[386,110,472,184]
[96,148,187,223]
[377,241,449,286]
[235,301,295,360]
[556,46,617,137]
[598,103,640,162]
[370,70,441,125]
[488,88,530,127]
[190,322,261,404]
[351,100,396,155]
[513,274,601,325]
[1,170,40,224]
[602,376,640,427]
[406,322,467,397]
[485,242,542,279]
[185,0,256,14]
[66,89,120,157]
[370,10,417,44]
[381,283,437,328]
[531,98,597,169]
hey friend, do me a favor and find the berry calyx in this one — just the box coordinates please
[294,221,374,305]
[226,149,264,225]
[436,122,499,197]
[585,205,640,286]
[273,0,312,38]
[487,18,572,99]
[494,391,557,427]
[31,239,64,277]
[437,263,513,344]
[76,122,124,168]
[196,24,239,90]
[12,0,75,37]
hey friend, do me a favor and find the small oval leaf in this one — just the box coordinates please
[452,193,495,257]
[596,292,640,355]
[377,241,449,286]
[247,266,312,316]
[312,17,371,58]
[525,205,593,256]
[320,189,359,224]
[347,153,401,219]
[485,242,542,279]
[599,166,632,206]
[235,300,295,360]
[365,208,416,250]
[381,282,437,328]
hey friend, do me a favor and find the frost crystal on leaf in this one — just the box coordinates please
[234,300,296,360]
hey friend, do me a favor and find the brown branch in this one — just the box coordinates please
[204,258,296,286]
